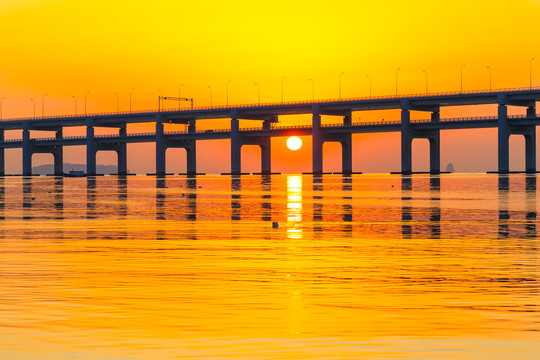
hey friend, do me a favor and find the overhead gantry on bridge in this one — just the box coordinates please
[0,87,539,176]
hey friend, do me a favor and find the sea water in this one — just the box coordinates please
[0,174,538,359]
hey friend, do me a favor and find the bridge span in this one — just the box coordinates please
[1,88,539,175]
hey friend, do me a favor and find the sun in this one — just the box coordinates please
[286,136,302,151]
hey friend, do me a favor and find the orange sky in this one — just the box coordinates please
[1,0,539,174]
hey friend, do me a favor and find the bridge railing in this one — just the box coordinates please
[1,114,537,143]
[0,86,539,123]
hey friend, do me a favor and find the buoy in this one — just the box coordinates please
[272,222,279,229]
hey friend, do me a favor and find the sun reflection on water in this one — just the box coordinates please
[286,175,303,239]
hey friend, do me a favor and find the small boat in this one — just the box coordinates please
[67,170,85,177]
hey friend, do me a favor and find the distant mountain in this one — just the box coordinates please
[32,163,126,175]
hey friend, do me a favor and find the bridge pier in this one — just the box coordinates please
[155,115,197,175]
[400,100,440,174]
[498,94,536,173]
[231,116,241,175]
[54,130,63,175]
[0,130,4,176]
[312,107,323,174]
[86,118,97,176]
[117,126,127,175]
[229,113,272,175]
[22,122,32,176]
[155,117,166,175]
[312,108,352,174]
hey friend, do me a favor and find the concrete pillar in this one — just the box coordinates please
[188,119,196,133]
[261,137,271,175]
[155,116,166,175]
[525,131,536,173]
[498,104,510,173]
[0,130,4,176]
[187,120,197,175]
[86,118,96,176]
[342,114,352,174]
[231,117,241,174]
[118,126,127,175]
[400,105,412,175]
[527,106,536,118]
[54,129,63,175]
[186,140,197,175]
[429,110,440,174]
[22,122,32,176]
[312,109,323,174]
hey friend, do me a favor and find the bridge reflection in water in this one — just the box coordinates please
[0,174,536,241]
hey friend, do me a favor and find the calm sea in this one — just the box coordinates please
[1,174,538,359]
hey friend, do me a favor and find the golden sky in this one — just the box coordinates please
[1,0,539,173]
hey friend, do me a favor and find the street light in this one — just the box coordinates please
[422,70,428,94]
[531,58,535,89]
[461,63,466,92]
[42,94,47,116]
[72,96,77,115]
[84,90,89,116]
[114,92,119,112]
[30,98,36,118]
[158,89,163,111]
[309,78,315,101]
[366,75,372,99]
[178,84,183,109]
[130,87,135,112]
[395,68,401,96]
[339,71,344,99]
[281,76,286,103]
[208,85,213,107]
[226,80,231,106]
[254,82,260,105]
[487,66,492,90]
[0,97,5,120]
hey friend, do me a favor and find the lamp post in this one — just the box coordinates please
[461,63,466,92]
[208,85,213,107]
[42,94,47,116]
[30,98,35,118]
[130,87,135,112]
[113,92,119,112]
[422,70,428,94]
[0,97,5,120]
[158,89,163,111]
[531,58,535,89]
[281,76,286,103]
[339,71,344,99]
[226,80,231,106]
[366,75,372,99]
[254,82,260,105]
[84,90,89,116]
[72,96,77,115]
[395,68,401,96]
[178,84,183,109]
[487,66,492,90]
[309,78,315,101]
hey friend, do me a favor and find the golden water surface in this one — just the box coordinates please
[1,174,539,359]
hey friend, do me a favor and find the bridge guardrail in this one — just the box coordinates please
[0,87,539,122]
[1,114,537,143]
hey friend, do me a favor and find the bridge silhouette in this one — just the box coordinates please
[1,87,539,175]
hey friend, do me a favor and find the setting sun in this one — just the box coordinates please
[286,136,302,151]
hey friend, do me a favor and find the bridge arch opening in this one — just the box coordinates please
[165,148,187,174]
[31,153,55,175]
[96,150,121,174]
[411,138,430,173]
[241,145,262,174]
[4,149,22,175]
[509,134,526,172]
[322,142,342,173]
